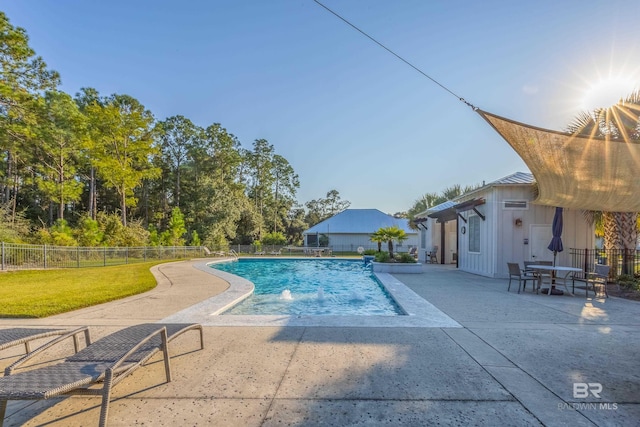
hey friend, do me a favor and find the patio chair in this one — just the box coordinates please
[428,246,438,264]
[507,262,536,293]
[523,261,552,293]
[0,323,203,427]
[585,264,610,298]
[0,327,89,358]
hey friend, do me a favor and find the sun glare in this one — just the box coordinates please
[581,76,637,111]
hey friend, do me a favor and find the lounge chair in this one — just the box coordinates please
[0,327,89,357]
[0,323,203,427]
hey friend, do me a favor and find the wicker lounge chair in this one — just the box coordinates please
[0,327,89,357]
[0,323,203,427]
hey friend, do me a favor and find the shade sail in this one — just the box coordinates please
[477,110,640,212]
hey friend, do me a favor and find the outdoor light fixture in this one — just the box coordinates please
[515,218,523,227]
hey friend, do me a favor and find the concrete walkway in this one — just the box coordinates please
[1,259,639,426]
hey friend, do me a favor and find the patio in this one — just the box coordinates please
[1,259,639,426]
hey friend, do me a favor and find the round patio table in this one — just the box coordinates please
[527,265,582,296]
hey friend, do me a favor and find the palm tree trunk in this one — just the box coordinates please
[603,212,638,275]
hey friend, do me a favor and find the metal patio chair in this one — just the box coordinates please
[0,323,204,427]
[586,264,611,298]
[507,262,537,293]
[523,261,553,293]
[428,246,438,264]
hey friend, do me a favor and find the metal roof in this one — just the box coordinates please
[490,171,534,185]
[452,171,534,201]
[415,172,533,218]
[427,200,457,214]
[303,209,416,235]
[414,200,455,219]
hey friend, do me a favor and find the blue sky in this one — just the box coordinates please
[4,0,640,214]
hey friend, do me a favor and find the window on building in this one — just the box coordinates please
[306,234,318,246]
[469,215,480,252]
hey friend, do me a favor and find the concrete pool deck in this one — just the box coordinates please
[1,258,639,426]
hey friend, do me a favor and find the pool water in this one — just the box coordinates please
[212,259,403,316]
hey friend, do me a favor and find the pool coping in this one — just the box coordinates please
[161,258,461,328]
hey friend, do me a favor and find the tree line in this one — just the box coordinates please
[0,12,351,248]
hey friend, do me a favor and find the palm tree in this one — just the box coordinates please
[566,90,640,273]
[374,225,408,259]
[369,230,386,252]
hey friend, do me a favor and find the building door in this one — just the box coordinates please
[446,231,457,263]
[530,225,553,262]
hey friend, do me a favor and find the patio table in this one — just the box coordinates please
[527,265,582,296]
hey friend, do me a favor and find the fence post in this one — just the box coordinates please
[144,246,147,261]
[126,247,129,264]
[1,242,4,271]
[77,246,80,268]
[583,248,589,275]
[103,246,107,266]
[44,244,47,269]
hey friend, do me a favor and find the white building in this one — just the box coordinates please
[415,172,595,278]
[303,209,419,253]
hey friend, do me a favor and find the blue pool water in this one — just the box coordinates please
[211,259,403,316]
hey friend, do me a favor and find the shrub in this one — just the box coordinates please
[262,231,287,246]
[396,253,417,263]
[0,203,29,243]
[164,207,187,246]
[374,251,391,262]
[76,216,103,246]
[50,219,78,246]
[617,274,640,291]
[190,230,201,246]
[363,249,377,255]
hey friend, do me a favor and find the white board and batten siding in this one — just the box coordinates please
[457,185,594,278]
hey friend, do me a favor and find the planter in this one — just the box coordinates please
[362,255,375,264]
[371,261,423,274]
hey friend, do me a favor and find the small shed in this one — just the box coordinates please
[303,209,419,253]
[415,172,595,278]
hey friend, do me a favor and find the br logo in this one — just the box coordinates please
[573,383,602,398]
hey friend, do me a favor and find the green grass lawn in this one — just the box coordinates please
[0,261,171,318]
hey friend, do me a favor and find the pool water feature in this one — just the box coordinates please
[212,259,403,316]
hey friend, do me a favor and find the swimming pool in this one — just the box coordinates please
[211,259,403,316]
[160,259,461,327]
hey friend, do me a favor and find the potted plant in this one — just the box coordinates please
[369,226,422,273]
